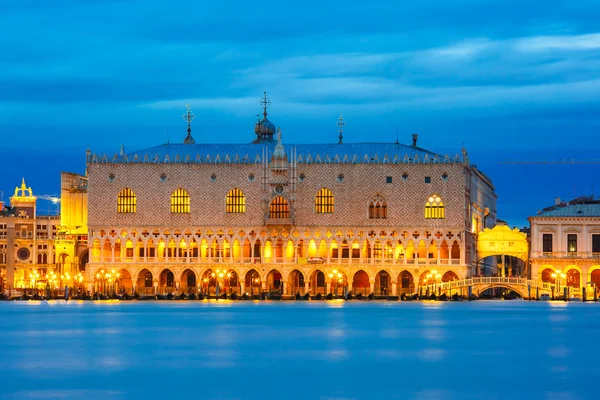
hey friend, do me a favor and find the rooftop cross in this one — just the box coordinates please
[182,104,196,144]
[260,91,271,118]
[336,113,346,144]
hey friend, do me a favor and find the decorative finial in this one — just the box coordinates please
[182,105,196,144]
[336,113,346,144]
[273,127,286,159]
[260,91,271,118]
[120,144,125,156]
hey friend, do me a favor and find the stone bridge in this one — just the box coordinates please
[435,277,565,299]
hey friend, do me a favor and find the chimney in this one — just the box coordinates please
[412,134,418,147]
[555,197,561,205]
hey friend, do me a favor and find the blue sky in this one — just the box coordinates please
[1,0,599,225]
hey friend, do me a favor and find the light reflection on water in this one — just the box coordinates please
[0,301,598,400]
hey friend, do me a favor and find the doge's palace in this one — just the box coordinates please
[85,95,496,296]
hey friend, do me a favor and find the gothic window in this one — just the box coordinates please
[369,195,387,219]
[315,188,334,213]
[270,196,289,219]
[171,188,190,213]
[425,195,445,219]
[117,188,136,213]
[226,188,246,213]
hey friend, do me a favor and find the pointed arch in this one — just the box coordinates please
[226,188,246,213]
[171,188,190,213]
[315,188,334,213]
[117,188,136,213]
[368,194,387,219]
[425,194,444,219]
[397,270,414,294]
[442,271,459,282]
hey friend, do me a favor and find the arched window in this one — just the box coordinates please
[315,188,334,213]
[425,195,445,219]
[369,195,387,219]
[117,188,136,213]
[171,188,190,213]
[226,188,246,213]
[270,196,289,219]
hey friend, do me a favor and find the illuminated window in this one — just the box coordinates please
[171,188,190,213]
[117,188,136,213]
[425,195,444,219]
[270,196,289,219]
[226,188,246,213]
[315,188,334,213]
[369,195,387,219]
[567,234,577,253]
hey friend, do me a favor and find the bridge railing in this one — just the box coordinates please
[439,277,549,292]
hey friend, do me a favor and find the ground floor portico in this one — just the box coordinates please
[85,262,468,297]
[532,259,600,298]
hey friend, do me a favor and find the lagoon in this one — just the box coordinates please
[0,300,598,400]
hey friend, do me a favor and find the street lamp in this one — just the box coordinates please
[75,272,84,295]
[328,269,343,296]
[426,270,441,296]
[32,270,40,294]
[252,274,261,297]
[202,278,209,294]
[551,270,566,299]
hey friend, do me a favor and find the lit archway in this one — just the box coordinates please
[159,269,175,294]
[442,271,459,282]
[288,269,305,294]
[541,268,555,284]
[266,269,283,291]
[566,268,581,288]
[352,270,370,295]
[117,269,133,294]
[245,269,261,295]
[375,270,391,296]
[137,269,153,295]
[181,269,197,294]
[397,271,414,295]
[310,269,326,295]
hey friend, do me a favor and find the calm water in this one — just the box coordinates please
[0,300,598,400]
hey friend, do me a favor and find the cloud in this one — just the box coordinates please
[515,33,600,52]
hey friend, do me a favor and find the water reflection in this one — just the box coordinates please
[0,302,597,400]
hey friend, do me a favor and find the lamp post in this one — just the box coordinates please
[252,274,261,297]
[32,270,40,295]
[426,270,441,297]
[217,269,225,297]
[202,278,208,295]
[75,272,84,295]
[551,270,566,300]
[328,269,343,296]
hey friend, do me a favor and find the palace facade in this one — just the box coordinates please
[85,99,497,296]
[529,196,600,296]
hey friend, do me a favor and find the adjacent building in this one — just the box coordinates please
[0,173,88,292]
[529,196,600,296]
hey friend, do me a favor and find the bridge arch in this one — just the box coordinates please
[477,284,528,298]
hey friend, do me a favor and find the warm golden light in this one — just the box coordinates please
[425,195,444,219]
[226,188,246,213]
[117,188,137,213]
[171,188,190,213]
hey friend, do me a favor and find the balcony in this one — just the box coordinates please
[265,218,292,226]
[535,251,600,259]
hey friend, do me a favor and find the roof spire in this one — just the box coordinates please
[182,104,196,144]
[336,113,346,144]
[272,127,286,160]
[260,91,271,118]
